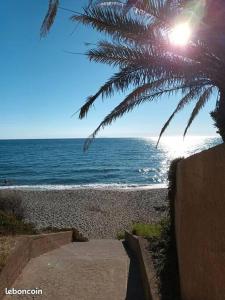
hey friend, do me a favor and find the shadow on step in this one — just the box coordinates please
[123,242,145,300]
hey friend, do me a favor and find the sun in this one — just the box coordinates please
[169,22,191,46]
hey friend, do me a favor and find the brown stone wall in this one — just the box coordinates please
[175,143,225,300]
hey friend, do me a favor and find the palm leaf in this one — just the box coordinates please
[83,83,205,151]
[79,65,150,118]
[40,0,59,37]
[156,86,209,146]
[74,6,152,43]
[183,87,214,137]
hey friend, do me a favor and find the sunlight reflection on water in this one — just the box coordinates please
[143,136,221,184]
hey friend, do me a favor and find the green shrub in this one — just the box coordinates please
[148,217,181,300]
[168,157,184,225]
[132,222,162,239]
[148,158,184,300]
[116,231,125,240]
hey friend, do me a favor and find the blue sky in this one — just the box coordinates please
[0,0,218,139]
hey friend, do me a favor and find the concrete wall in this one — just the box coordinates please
[0,231,73,300]
[125,231,160,300]
[176,143,225,300]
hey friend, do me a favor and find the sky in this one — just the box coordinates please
[0,0,219,139]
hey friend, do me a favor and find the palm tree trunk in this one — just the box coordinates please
[211,90,225,142]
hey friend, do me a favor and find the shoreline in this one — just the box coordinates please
[0,183,167,191]
[1,188,168,239]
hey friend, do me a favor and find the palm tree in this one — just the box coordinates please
[42,1,225,149]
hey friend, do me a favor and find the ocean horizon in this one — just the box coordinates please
[0,136,221,189]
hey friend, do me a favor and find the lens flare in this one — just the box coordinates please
[169,22,191,46]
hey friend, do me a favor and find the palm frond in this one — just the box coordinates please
[87,37,214,81]
[79,48,210,119]
[79,65,148,118]
[83,88,167,151]
[40,0,59,37]
[83,82,206,151]
[79,62,186,119]
[156,86,208,146]
[183,86,214,137]
[87,42,143,67]
[74,6,153,44]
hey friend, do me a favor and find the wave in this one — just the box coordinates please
[0,183,167,191]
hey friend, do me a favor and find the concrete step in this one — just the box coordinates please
[3,240,144,300]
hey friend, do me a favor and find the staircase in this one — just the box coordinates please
[3,240,145,300]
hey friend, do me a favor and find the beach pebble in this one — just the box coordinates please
[6,188,168,239]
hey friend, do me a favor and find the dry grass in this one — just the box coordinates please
[0,210,37,236]
[0,236,17,272]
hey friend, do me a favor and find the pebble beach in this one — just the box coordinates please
[2,187,168,239]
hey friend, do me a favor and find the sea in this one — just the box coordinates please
[0,136,221,189]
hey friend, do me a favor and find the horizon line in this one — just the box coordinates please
[0,135,219,141]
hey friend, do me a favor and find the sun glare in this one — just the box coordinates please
[169,22,191,46]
